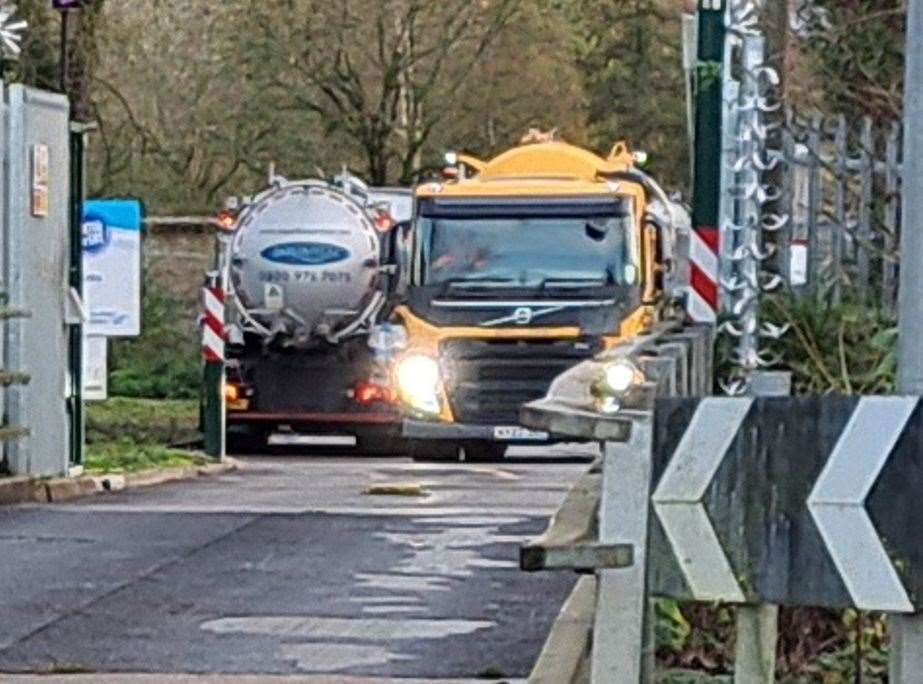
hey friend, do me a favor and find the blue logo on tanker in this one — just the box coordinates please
[261,242,350,266]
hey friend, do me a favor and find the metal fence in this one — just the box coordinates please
[782,111,903,310]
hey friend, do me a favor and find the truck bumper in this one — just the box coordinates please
[229,411,399,426]
[402,418,551,443]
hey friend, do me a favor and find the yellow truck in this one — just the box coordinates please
[389,137,689,460]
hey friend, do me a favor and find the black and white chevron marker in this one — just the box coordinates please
[652,399,750,603]
[808,397,916,613]
[650,396,923,611]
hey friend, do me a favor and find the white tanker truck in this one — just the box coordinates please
[212,173,411,452]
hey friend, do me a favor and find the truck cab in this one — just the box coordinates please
[391,139,682,460]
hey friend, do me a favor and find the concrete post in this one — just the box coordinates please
[898,2,923,394]
[892,0,923,677]
[734,603,778,684]
[591,417,655,683]
[733,370,789,683]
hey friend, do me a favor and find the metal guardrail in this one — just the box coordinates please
[520,322,714,683]
[522,321,923,682]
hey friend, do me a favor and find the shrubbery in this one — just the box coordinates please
[108,282,200,400]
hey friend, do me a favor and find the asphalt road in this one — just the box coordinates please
[0,446,593,683]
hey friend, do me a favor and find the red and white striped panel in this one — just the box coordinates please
[687,226,719,324]
[202,285,226,362]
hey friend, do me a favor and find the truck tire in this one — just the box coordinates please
[461,442,507,462]
[356,429,409,456]
[407,440,461,462]
[226,426,270,454]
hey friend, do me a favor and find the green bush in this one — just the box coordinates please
[763,293,897,395]
[108,282,200,399]
[715,293,897,396]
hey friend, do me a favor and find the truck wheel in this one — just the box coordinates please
[461,442,507,462]
[226,426,270,454]
[406,440,461,462]
[356,431,408,456]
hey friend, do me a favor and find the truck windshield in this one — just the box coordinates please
[417,202,637,289]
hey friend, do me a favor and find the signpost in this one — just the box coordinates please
[80,199,142,404]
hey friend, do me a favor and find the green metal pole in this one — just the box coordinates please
[692,0,726,231]
[68,124,88,470]
[687,0,726,322]
[203,358,224,460]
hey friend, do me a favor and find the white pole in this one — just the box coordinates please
[891,0,923,679]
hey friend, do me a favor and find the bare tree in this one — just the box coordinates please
[89,1,288,210]
[244,0,521,184]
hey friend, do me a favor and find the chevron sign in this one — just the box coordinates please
[648,396,923,612]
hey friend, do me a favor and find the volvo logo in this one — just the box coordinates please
[261,241,350,266]
[482,304,567,328]
[512,307,534,325]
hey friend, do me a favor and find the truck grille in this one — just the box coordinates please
[440,338,599,425]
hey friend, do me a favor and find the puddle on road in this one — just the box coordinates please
[202,615,492,640]
[201,616,492,672]
[278,642,412,671]
[346,515,529,617]
[354,572,453,593]
[198,514,530,673]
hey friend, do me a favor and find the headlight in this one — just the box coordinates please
[603,359,641,394]
[593,359,644,414]
[395,354,442,415]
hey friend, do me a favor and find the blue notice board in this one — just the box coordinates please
[82,199,144,337]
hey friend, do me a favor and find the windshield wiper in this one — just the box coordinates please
[447,278,522,290]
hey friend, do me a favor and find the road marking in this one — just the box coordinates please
[2,675,517,683]
[652,398,752,602]
[808,396,916,613]
[29,504,563,517]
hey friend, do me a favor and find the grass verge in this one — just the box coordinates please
[87,397,199,445]
[86,397,203,475]
[85,439,206,474]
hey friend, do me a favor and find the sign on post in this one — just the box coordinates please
[31,144,49,217]
[82,199,143,337]
[650,396,923,612]
[82,335,108,401]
